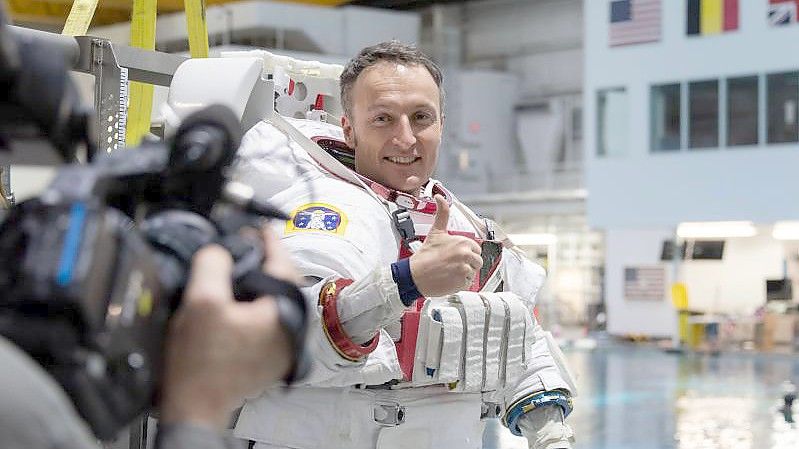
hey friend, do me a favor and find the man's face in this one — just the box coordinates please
[342,62,443,195]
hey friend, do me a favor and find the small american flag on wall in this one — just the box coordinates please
[624,266,666,301]
[609,0,662,47]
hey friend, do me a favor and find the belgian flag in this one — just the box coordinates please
[687,0,739,35]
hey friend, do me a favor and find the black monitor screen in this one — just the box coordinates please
[660,240,687,261]
[766,279,793,301]
[691,240,725,260]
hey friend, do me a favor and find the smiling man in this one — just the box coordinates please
[233,41,576,449]
[342,60,441,195]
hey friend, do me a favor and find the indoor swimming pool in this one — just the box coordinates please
[484,344,799,449]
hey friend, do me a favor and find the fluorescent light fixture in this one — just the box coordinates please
[676,221,757,239]
[507,233,557,246]
[772,221,799,240]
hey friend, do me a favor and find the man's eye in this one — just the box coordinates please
[415,112,433,122]
[374,115,390,124]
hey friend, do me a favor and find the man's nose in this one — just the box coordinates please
[392,116,417,150]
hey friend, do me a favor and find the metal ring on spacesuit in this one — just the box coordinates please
[320,278,380,362]
[502,389,573,436]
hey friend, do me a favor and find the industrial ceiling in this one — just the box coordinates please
[6,0,471,30]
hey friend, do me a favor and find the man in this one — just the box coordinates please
[234,41,575,449]
[0,230,297,449]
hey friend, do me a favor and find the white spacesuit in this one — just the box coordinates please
[232,116,575,449]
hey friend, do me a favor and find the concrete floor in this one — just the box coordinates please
[484,344,799,449]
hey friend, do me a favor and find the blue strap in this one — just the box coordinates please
[390,257,422,306]
[56,202,86,287]
[503,390,573,436]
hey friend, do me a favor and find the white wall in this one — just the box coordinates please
[605,228,677,337]
[680,232,785,315]
[587,148,799,228]
[606,227,786,337]
[584,0,799,228]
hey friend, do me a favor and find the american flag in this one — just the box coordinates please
[624,266,665,301]
[609,0,662,47]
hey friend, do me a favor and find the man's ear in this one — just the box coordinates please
[341,114,356,148]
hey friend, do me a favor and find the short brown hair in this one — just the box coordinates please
[340,40,444,117]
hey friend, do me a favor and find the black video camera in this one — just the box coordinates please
[0,6,308,441]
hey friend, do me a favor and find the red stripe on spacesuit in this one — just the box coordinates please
[320,279,380,362]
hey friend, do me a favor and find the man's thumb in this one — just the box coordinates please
[430,195,450,232]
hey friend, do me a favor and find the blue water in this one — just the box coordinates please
[485,344,799,449]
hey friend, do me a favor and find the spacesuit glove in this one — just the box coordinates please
[518,405,574,449]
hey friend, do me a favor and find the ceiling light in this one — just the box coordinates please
[773,221,799,240]
[676,221,756,239]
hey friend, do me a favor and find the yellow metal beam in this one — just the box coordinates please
[8,0,129,27]
[126,0,157,147]
[62,0,100,35]
[274,0,351,5]
[10,0,352,13]
[9,0,352,28]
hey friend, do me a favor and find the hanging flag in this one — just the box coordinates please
[686,0,739,35]
[609,0,662,47]
[624,266,666,301]
[769,0,799,26]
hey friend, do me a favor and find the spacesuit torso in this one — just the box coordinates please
[232,117,572,449]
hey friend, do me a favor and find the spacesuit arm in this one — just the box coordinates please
[500,247,577,448]
[284,235,407,376]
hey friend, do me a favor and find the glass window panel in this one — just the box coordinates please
[651,84,681,151]
[597,89,628,157]
[767,71,799,144]
[727,76,759,146]
[689,80,719,149]
[572,106,583,142]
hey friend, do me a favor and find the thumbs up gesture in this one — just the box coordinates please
[409,195,483,297]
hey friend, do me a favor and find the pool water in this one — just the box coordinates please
[484,344,799,449]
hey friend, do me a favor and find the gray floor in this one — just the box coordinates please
[485,343,799,449]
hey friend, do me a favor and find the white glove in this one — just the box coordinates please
[518,406,574,449]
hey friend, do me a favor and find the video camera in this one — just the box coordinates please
[0,6,308,441]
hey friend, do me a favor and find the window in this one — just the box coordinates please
[651,84,681,151]
[572,106,583,142]
[688,80,719,149]
[767,72,799,144]
[727,76,759,146]
[597,88,628,156]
